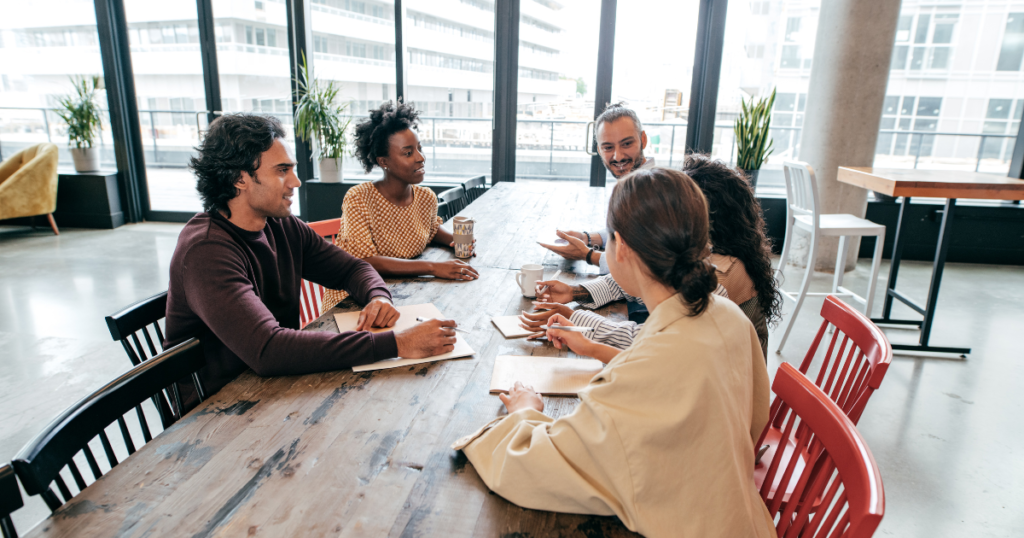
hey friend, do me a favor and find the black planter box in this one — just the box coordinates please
[1,168,123,229]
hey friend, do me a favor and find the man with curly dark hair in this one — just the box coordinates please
[321,100,477,311]
[164,113,458,399]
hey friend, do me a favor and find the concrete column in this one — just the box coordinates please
[791,0,901,272]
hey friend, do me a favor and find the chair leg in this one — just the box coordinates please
[775,216,795,282]
[47,213,60,235]
[776,229,818,353]
[832,236,849,295]
[865,234,884,317]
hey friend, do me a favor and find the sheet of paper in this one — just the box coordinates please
[491,315,539,339]
[333,303,475,372]
[537,232,570,246]
[490,355,605,396]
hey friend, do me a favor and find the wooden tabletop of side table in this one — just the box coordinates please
[837,166,1024,200]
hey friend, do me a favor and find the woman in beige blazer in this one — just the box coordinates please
[454,167,776,538]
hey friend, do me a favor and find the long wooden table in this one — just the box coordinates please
[24,181,641,537]
[838,167,1024,355]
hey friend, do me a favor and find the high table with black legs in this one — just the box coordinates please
[837,167,1024,356]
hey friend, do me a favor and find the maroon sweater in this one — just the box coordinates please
[165,212,398,396]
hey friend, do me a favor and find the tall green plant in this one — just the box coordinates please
[55,76,103,149]
[294,53,351,161]
[734,88,776,171]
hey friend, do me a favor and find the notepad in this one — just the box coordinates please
[491,315,540,339]
[490,355,605,396]
[333,303,475,372]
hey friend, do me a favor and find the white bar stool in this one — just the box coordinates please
[775,161,885,353]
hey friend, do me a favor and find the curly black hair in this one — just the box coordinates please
[354,101,420,173]
[682,154,783,327]
[189,113,286,217]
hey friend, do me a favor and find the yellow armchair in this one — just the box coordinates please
[0,143,60,234]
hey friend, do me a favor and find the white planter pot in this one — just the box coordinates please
[318,158,343,183]
[71,147,100,173]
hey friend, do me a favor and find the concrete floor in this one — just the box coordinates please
[1,222,1023,536]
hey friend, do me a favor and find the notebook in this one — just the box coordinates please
[489,355,605,396]
[491,315,540,339]
[333,303,475,372]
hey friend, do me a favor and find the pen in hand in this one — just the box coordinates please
[415,316,470,334]
[537,270,561,295]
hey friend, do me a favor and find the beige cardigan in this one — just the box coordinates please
[454,294,775,538]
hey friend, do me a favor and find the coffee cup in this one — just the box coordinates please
[453,216,475,259]
[515,263,544,298]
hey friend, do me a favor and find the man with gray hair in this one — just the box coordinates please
[538,103,653,272]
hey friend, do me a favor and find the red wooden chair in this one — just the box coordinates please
[759,363,885,537]
[756,295,892,505]
[300,218,342,328]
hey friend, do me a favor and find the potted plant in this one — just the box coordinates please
[56,76,104,173]
[294,53,351,183]
[734,88,776,188]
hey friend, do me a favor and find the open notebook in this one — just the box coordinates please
[333,303,475,372]
[491,315,540,339]
[490,355,605,396]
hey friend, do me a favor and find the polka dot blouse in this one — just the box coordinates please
[322,182,442,310]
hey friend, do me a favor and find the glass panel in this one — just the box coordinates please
[914,14,930,44]
[609,0,699,180]
[929,47,949,69]
[711,0,821,190]
[909,46,926,69]
[880,117,896,129]
[0,0,115,170]
[403,0,491,182]
[882,96,899,115]
[311,0,396,184]
[932,14,957,44]
[987,98,1012,119]
[891,45,908,70]
[983,121,1007,134]
[900,96,916,116]
[896,15,912,42]
[123,0,207,212]
[917,97,941,117]
[514,0,598,181]
[997,13,1024,71]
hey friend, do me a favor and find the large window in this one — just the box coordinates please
[890,11,958,71]
[0,0,114,169]
[311,0,395,183]
[403,0,493,182]
[711,0,821,191]
[514,0,597,181]
[608,0,699,180]
[997,12,1024,71]
[123,0,207,213]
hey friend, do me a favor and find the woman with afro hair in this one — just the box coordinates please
[322,101,477,310]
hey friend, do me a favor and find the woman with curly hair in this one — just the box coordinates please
[322,101,477,310]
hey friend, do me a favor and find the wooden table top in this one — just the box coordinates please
[24,181,640,538]
[837,166,1024,200]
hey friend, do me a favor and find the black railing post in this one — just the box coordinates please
[287,0,315,220]
[394,0,405,102]
[685,0,728,154]
[196,0,223,126]
[589,0,616,187]
[491,0,520,183]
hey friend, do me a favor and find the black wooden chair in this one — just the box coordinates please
[13,339,207,512]
[462,175,488,203]
[437,187,468,222]
[0,464,22,538]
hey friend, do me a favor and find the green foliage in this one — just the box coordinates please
[55,76,103,149]
[734,88,776,171]
[294,53,351,161]
[575,77,587,97]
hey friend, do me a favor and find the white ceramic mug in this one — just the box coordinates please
[515,264,544,298]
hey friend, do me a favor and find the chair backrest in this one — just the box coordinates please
[13,339,207,513]
[796,295,892,425]
[782,160,821,222]
[105,291,179,427]
[437,187,467,222]
[760,363,885,538]
[462,175,488,203]
[0,464,22,538]
[300,218,342,327]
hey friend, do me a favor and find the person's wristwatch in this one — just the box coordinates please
[586,248,596,265]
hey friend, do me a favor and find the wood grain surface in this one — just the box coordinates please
[23,181,640,538]
[837,166,1024,200]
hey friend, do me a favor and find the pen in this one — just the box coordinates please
[537,270,561,295]
[539,325,594,333]
[416,316,470,333]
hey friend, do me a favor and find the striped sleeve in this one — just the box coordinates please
[577,275,644,309]
[568,310,641,351]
